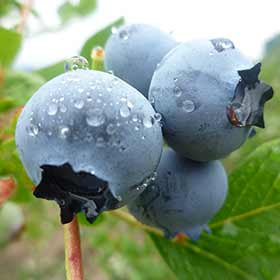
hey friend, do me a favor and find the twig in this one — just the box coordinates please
[63,217,84,280]
[17,0,33,33]
[109,209,164,237]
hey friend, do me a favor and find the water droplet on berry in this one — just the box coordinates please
[182,100,195,113]
[64,56,89,72]
[119,104,131,118]
[154,113,162,122]
[106,123,117,135]
[48,104,58,116]
[74,99,84,109]
[86,109,105,127]
[27,124,39,136]
[60,126,70,139]
[119,30,129,40]
[143,116,154,128]
[173,86,182,97]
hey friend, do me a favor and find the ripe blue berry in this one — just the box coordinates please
[105,24,178,97]
[16,69,163,224]
[149,39,273,161]
[128,148,228,240]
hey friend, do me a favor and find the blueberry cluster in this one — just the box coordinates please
[105,24,273,240]
[16,24,273,241]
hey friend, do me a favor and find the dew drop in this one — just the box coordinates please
[173,86,182,97]
[119,29,129,40]
[78,88,84,93]
[86,109,105,127]
[119,104,131,118]
[174,77,178,83]
[107,86,113,92]
[60,126,70,139]
[143,116,154,128]
[48,104,58,116]
[182,100,195,113]
[127,100,133,109]
[27,124,39,136]
[154,113,162,122]
[64,56,89,72]
[106,123,117,135]
[74,99,84,109]
[116,195,122,202]
[132,114,138,122]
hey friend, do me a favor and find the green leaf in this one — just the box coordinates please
[35,61,64,81]
[58,0,97,23]
[80,17,125,65]
[0,70,45,107]
[0,139,33,202]
[0,27,22,67]
[151,139,280,279]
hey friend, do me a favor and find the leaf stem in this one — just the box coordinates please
[63,216,84,280]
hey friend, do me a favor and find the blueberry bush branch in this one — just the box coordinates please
[17,0,33,33]
[64,216,84,280]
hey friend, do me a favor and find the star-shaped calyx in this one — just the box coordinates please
[33,163,119,224]
[227,63,273,128]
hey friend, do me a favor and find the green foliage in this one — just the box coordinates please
[0,139,33,202]
[35,61,64,81]
[0,27,21,67]
[151,139,280,279]
[0,70,45,111]
[58,0,97,23]
[80,17,125,65]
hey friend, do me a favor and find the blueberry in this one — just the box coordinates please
[15,69,163,224]
[149,39,273,161]
[128,148,228,240]
[104,24,178,98]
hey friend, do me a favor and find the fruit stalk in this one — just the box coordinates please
[64,217,84,280]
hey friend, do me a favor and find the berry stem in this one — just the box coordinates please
[91,46,105,71]
[63,217,84,280]
[109,209,163,236]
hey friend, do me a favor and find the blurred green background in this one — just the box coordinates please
[0,1,279,279]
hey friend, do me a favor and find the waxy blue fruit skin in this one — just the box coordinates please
[15,69,163,224]
[128,148,228,240]
[149,39,272,162]
[104,23,178,97]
